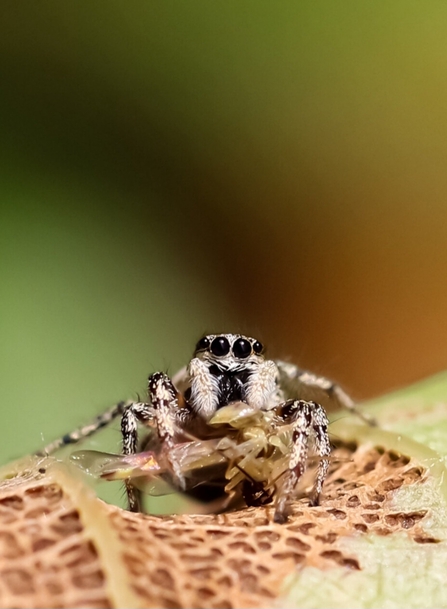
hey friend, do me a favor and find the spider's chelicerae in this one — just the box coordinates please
[38,333,373,523]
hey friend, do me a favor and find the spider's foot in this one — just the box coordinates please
[308,494,320,507]
[273,509,289,524]
[366,414,378,427]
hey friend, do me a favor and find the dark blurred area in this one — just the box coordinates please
[2,2,447,465]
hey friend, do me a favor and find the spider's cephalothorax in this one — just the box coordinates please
[186,334,281,420]
[38,333,373,523]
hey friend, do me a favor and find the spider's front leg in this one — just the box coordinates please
[121,371,181,512]
[121,400,154,512]
[273,400,330,524]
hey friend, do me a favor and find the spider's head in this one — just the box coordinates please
[194,333,265,372]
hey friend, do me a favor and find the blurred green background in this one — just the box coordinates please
[2,1,447,488]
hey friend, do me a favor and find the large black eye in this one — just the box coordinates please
[195,336,210,351]
[253,340,264,354]
[232,338,251,358]
[210,336,230,356]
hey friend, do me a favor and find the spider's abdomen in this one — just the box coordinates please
[209,365,250,408]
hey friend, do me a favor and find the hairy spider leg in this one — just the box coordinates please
[275,360,376,426]
[308,409,331,506]
[121,372,183,511]
[120,401,154,511]
[273,399,329,524]
[35,400,131,457]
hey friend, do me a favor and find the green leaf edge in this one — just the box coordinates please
[284,371,447,609]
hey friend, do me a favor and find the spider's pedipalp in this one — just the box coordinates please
[188,357,220,419]
[245,359,281,410]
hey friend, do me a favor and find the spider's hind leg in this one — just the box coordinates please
[273,399,330,523]
[276,360,377,426]
[35,400,130,457]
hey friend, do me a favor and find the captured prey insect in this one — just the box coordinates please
[37,334,374,523]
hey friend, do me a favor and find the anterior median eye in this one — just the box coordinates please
[210,336,230,356]
[232,338,251,358]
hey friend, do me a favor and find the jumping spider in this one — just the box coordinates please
[38,333,372,523]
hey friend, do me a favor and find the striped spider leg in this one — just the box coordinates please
[120,371,189,512]
[276,360,376,426]
[272,399,330,524]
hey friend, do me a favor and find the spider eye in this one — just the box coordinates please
[253,341,264,354]
[210,336,230,357]
[196,336,210,351]
[232,338,251,358]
